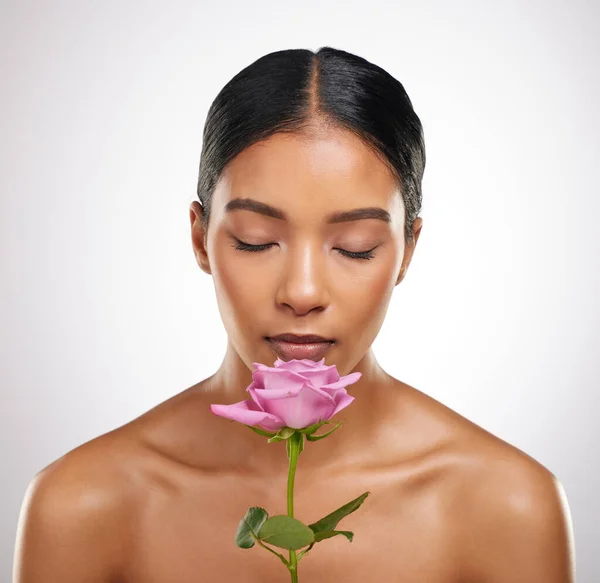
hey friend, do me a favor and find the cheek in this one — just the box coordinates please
[332,254,399,336]
[210,243,267,321]
[337,266,395,317]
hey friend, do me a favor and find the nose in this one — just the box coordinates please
[275,241,331,316]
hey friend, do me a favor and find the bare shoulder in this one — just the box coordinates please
[400,382,576,582]
[457,436,576,582]
[14,427,145,582]
[14,379,219,582]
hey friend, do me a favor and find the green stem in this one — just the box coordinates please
[255,539,290,568]
[287,431,302,582]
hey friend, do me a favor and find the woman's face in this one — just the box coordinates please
[190,126,422,375]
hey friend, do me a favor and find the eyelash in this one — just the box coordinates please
[230,239,377,261]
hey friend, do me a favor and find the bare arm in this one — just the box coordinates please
[463,461,576,582]
[13,452,130,583]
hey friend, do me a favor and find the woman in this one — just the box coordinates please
[14,46,574,582]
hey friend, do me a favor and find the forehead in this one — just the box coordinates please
[211,128,404,229]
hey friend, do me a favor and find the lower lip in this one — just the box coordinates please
[267,338,334,361]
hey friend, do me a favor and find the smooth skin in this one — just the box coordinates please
[13,124,575,582]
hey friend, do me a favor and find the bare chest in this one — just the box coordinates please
[123,462,464,583]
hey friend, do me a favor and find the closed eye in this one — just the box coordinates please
[231,239,274,253]
[230,238,378,261]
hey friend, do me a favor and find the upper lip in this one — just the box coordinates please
[268,333,334,344]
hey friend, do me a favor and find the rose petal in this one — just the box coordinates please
[210,401,285,431]
[330,391,355,416]
[245,379,259,393]
[253,383,335,403]
[319,371,362,391]
[295,364,340,388]
[258,383,336,429]
[252,385,305,400]
[252,368,308,391]
[252,372,292,391]
[247,385,265,411]
[274,358,325,372]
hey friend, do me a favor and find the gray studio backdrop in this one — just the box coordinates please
[1,0,598,581]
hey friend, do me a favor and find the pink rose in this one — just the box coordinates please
[210,358,362,431]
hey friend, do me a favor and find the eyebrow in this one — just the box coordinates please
[224,197,391,224]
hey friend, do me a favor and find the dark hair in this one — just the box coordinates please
[196,46,426,245]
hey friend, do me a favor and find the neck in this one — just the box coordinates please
[202,340,396,475]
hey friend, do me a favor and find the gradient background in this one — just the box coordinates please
[1,0,598,580]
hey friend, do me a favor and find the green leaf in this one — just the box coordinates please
[305,420,344,441]
[258,515,315,550]
[235,507,269,549]
[313,529,354,543]
[298,419,326,436]
[267,426,296,443]
[308,491,370,534]
[244,425,277,438]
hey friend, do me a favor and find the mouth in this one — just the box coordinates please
[265,334,335,361]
